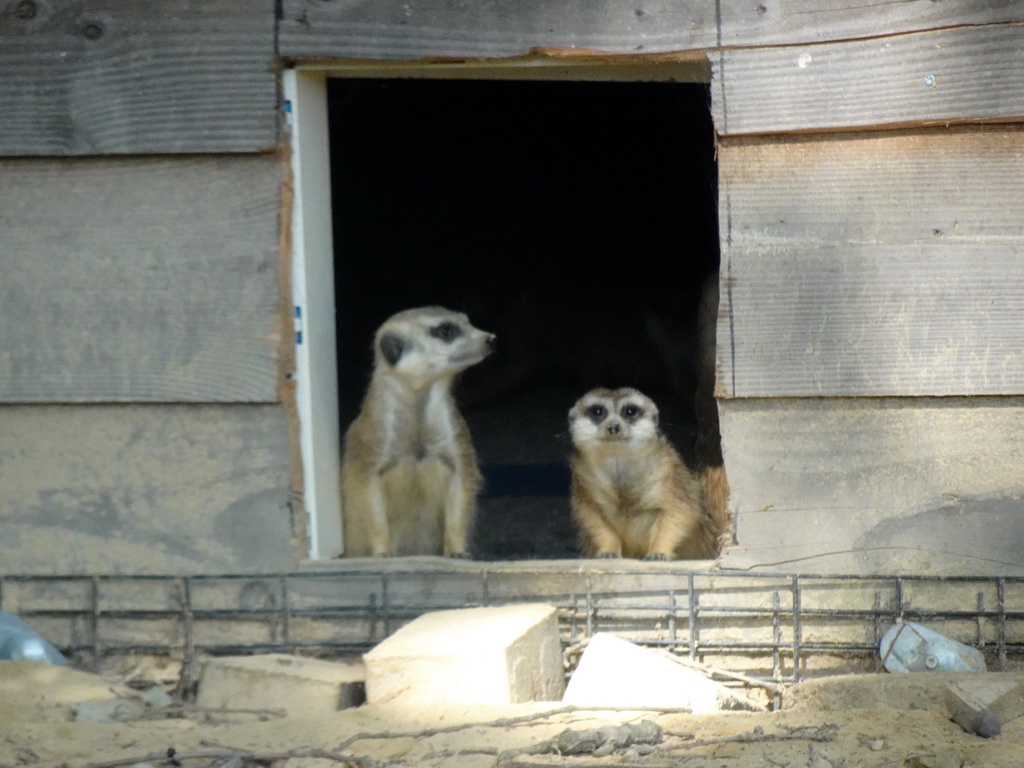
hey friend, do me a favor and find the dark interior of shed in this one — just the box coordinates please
[327,77,719,559]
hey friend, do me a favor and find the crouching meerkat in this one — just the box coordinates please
[568,387,720,560]
[340,306,495,558]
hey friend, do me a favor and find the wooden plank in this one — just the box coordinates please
[713,24,1024,135]
[718,126,1024,397]
[0,0,277,155]
[0,404,300,575]
[720,243,1024,397]
[278,0,717,60]
[720,2,1024,47]
[0,155,283,402]
[717,397,1024,576]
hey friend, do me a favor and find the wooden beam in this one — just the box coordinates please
[713,24,1024,135]
[278,0,717,60]
[0,155,283,403]
[0,0,277,155]
[717,397,1024,576]
[720,2,1024,48]
[0,404,299,575]
[718,126,1024,397]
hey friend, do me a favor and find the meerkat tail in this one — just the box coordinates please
[699,463,732,547]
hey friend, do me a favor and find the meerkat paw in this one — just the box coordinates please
[596,552,622,559]
[448,551,473,560]
[642,553,670,562]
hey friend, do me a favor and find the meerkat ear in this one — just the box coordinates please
[378,332,405,366]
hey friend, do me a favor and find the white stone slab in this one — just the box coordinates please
[364,603,564,704]
[563,633,759,713]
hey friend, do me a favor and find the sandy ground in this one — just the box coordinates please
[2,662,1023,768]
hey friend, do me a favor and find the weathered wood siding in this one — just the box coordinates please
[717,125,1024,398]
[0,404,299,575]
[718,398,1024,576]
[714,25,1024,135]
[718,2,1024,47]
[1,0,289,574]
[278,0,1024,61]
[709,11,1024,573]
[0,155,284,403]
[4,0,1023,577]
[278,0,717,60]
[0,0,278,155]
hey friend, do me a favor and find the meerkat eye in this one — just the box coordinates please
[584,404,607,422]
[430,321,463,343]
[621,404,644,422]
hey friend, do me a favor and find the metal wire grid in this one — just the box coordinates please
[2,570,1022,686]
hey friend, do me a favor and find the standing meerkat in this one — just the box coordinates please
[568,387,720,560]
[340,306,495,558]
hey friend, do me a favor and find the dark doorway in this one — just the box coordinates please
[328,78,719,559]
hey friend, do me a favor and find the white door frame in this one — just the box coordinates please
[283,69,342,560]
[283,59,710,560]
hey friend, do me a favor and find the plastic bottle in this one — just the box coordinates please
[0,611,68,665]
[879,620,985,673]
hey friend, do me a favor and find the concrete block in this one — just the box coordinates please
[946,674,1024,737]
[563,633,760,713]
[196,654,365,714]
[363,603,564,704]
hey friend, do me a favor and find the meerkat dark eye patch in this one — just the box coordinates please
[378,332,405,366]
[584,404,608,423]
[621,404,644,422]
[429,321,462,343]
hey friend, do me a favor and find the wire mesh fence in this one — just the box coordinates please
[3,569,1023,686]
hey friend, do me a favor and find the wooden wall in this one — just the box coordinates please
[0,0,295,574]
[710,10,1024,575]
[4,0,1023,575]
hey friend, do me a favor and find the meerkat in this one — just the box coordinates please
[340,306,495,558]
[568,387,720,560]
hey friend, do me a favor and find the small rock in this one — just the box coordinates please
[552,720,663,756]
[555,728,606,755]
[974,710,1002,738]
[871,739,885,751]
[630,719,663,744]
[601,724,635,749]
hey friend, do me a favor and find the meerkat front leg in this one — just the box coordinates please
[572,484,624,557]
[645,506,693,561]
[441,471,475,558]
[342,459,393,556]
[361,474,396,557]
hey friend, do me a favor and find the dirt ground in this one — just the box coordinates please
[2,662,1022,768]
